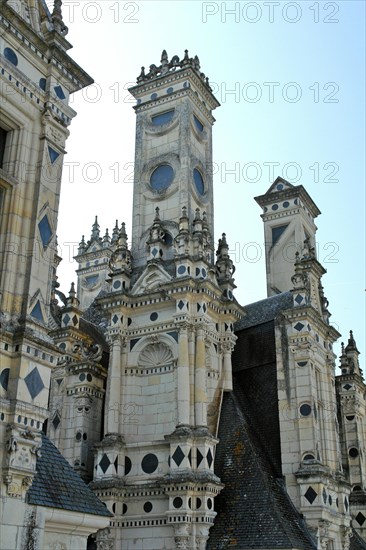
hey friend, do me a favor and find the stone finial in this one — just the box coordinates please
[103,228,110,246]
[111,220,119,244]
[69,282,76,298]
[345,330,359,353]
[91,216,100,241]
[51,0,68,35]
[135,50,212,90]
[78,235,86,253]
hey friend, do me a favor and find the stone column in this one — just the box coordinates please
[177,326,190,426]
[222,343,233,391]
[195,327,207,427]
[104,335,121,435]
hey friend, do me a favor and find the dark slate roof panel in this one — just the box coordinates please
[351,530,366,550]
[27,433,112,517]
[235,291,293,331]
[207,389,316,549]
[232,320,276,372]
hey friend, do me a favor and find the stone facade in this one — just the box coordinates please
[1,3,366,550]
[0,1,110,549]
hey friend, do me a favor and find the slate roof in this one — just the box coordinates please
[235,291,293,331]
[27,433,112,517]
[351,530,366,550]
[207,388,316,549]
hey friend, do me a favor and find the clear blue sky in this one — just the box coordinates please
[54,1,365,365]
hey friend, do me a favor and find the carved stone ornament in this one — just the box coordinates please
[138,342,174,368]
[174,523,191,550]
[96,527,114,550]
[343,526,353,550]
[318,520,330,550]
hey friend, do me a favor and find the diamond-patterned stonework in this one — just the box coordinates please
[52,414,61,429]
[99,454,111,474]
[343,384,352,391]
[63,314,70,326]
[304,486,317,504]
[197,449,204,468]
[294,322,305,332]
[24,367,45,399]
[356,512,366,526]
[172,446,185,467]
[295,294,303,305]
[207,448,213,468]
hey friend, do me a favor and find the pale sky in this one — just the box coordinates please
[53,1,365,363]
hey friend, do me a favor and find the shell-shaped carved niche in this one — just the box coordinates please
[138,343,174,368]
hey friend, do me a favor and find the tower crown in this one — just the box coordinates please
[128,50,220,268]
[129,49,220,114]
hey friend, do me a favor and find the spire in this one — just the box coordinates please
[78,235,86,254]
[345,330,359,353]
[51,0,68,35]
[90,216,100,241]
[339,330,362,376]
[111,220,119,244]
[102,228,111,247]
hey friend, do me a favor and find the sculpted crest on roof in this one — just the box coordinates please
[136,49,213,91]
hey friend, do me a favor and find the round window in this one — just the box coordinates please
[150,165,174,191]
[193,168,205,195]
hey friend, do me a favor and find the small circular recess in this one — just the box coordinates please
[299,404,312,417]
[144,501,153,513]
[150,312,158,321]
[173,497,183,509]
[349,447,359,458]
[150,165,174,191]
[141,453,158,474]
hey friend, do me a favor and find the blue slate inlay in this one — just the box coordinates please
[178,300,185,310]
[52,413,60,429]
[63,313,70,326]
[112,314,118,324]
[54,85,66,100]
[304,486,317,504]
[30,301,44,322]
[99,454,111,474]
[193,168,205,195]
[150,164,174,191]
[172,446,185,467]
[141,453,158,474]
[24,367,45,399]
[86,275,98,285]
[4,47,18,66]
[177,265,186,275]
[294,294,303,305]
[150,312,158,321]
[0,368,10,390]
[130,338,140,350]
[152,109,174,126]
[167,331,179,343]
[194,115,204,132]
[48,146,60,164]
[39,78,46,91]
[207,448,213,468]
[294,322,304,332]
[272,224,289,245]
[197,449,204,467]
[38,215,52,247]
